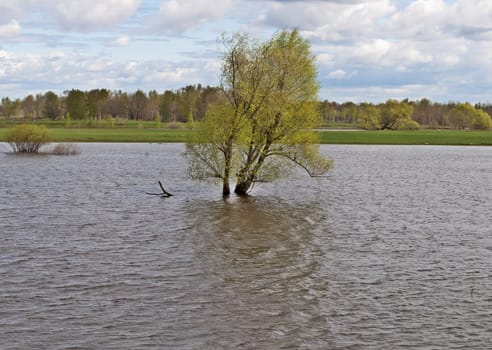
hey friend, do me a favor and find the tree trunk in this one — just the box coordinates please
[223,180,231,196]
[234,181,251,196]
[222,138,234,197]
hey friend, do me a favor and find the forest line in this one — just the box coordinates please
[1,86,492,130]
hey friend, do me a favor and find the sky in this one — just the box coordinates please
[1,0,492,103]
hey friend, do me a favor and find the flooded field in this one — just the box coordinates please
[1,143,491,349]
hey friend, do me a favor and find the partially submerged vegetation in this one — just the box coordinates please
[50,143,80,155]
[6,124,52,153]
[186,30,332,196]
[4,124,80,155]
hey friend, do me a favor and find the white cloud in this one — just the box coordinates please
[0,48,220,96]
[53,0,142,31]
[112,36,131,46]
[0,20,21,38]
[347,39,433,69]
[157,0,232,32]
[388,0,448,39]
[451,0,492,37]
[262,0,395,40]
[328,69,346,79]
[3,0,492,103]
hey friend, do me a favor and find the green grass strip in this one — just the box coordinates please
[317,130,492,145]
[1,127,491,145]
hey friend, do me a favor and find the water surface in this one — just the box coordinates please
[1,143,491,349]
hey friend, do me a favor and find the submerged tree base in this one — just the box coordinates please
[234,182,251,196]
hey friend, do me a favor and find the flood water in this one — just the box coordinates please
[0,143,491,349]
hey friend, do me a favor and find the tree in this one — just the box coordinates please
[43,91,61,120]
[233,30,332,195]
[65,89,87,120]
[107,90,128,119]
[357,103,382,130]
[87,89,109,120]
[128,90,148,120]
[450,103,492,130]
[380,99,414,130]
[21,95,36,119]
[148,90,161,123]
[471,109,492,130]
[1,97,21,118]
[186,32,270,195]
[6,124,52,153]
[33,94,45,119]
[186,30,332,196]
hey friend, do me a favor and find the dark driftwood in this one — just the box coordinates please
[146,181,173,197]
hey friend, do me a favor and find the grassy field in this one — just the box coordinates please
[1,121,491,145]
[317,130,492,145]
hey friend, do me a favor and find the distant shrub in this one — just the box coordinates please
[397,119,421,130]
[6,124,52,153]
[65,112,72,128]
[105,116,115,128]
[471,109,492,130]
[87,118,101,128]
[51,143,81,155]
[155,114,162,128]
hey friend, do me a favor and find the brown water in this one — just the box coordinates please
[0,143,491,349]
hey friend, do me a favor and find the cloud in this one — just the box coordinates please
[3,0,492,103]
[386,0,447,39]
[0,2,27,24]
[328,69,346,79]
[0,1,142,33]
[112,36,131,46]
[0,49,220,96]
[53,0,142,31]
[351,39,433,69]
[0,20,21,38]
[259,0,395,39]
[157,0,232,32]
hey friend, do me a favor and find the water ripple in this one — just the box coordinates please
[0,144,491,349]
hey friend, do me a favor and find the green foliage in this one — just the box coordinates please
[154,113,162,128]
[87,89,110,119]
[381,99,414,130]
[66,89,87,120]
[450,103,492,130]
[186,30,332,196]
[397,118,420,130]
[6,124,52,153]
[1,97,21,118]
[357,104,382,130]
[471,109,492,130]
[65,112,72,128]
[105,116,115,128]
[43,91,61,120]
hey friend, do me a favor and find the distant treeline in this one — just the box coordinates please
[0,85,222,124]
[320,99,492,130]
[1,87,491,130]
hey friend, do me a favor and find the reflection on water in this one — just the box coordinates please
[0,143,491,349]
[181,197,328,349]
